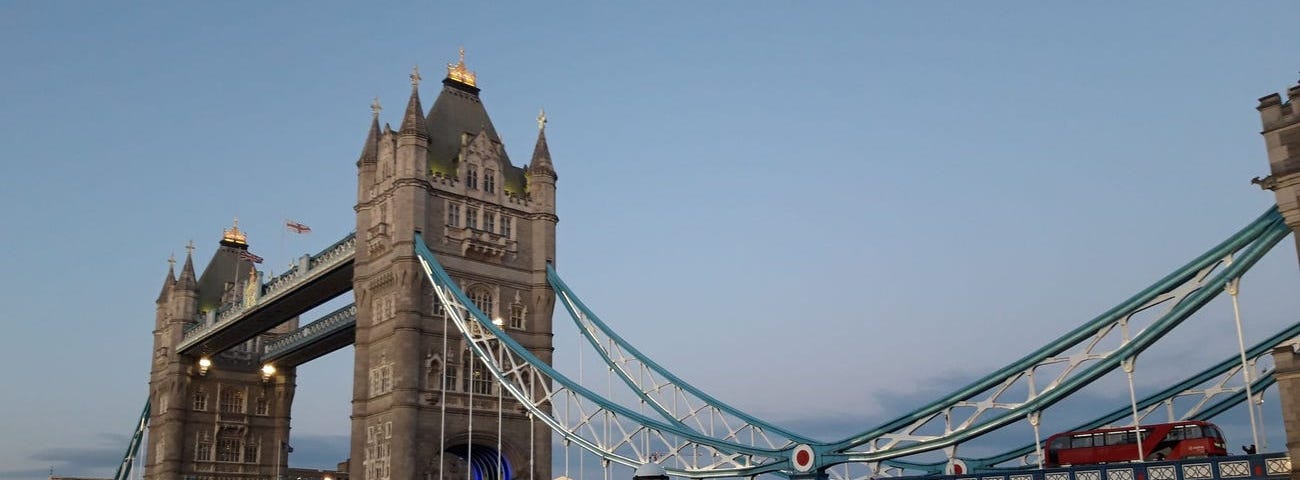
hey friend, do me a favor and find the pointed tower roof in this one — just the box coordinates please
[176,242,198,292]
[197,218,258,312]
[529,108,556,176]
[156,254,177,303]
[400,66,429,137]
[358,97,382,166]
[427,49,503,171]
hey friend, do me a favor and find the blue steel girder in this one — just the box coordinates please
[178,233,356,356]
[548,265,815,450]
[415,235,800,479]
[824,209,1289,466]
[260,303,357,367]
[886,318,1300,475]
[113,399,149,480]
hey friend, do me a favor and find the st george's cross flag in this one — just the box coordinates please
[285,220,312,234]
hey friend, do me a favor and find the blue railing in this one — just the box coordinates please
[911,455,1291,480]
[178,232,357,351]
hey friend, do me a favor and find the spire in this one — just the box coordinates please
[176,241,198,291]
[529,108,555,176]
[156,254,177,303]
[358,97,381,165]
[400,66,428,136]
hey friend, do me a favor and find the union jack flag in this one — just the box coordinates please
[285,220,311,234]
[238,250,264,264]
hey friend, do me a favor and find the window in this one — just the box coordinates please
[501,216,512,238]
[195,431,213,461]
[255,397,268,416]
[467,166,478,189]
[1070,436,1092,448]
[432,297,445,318]
[471,369,493,395]
[469,288,494,318]
[448,203,461,227]
[370,364,394,397]
[219,387,244,414]
[444,369,458,391]
[1105,432,1126,446]
[194,389,208,411]
[485,213,495,233]
[467,208,478,229]
[510,304,525,329]
[243,439,259,463]
[485,170,495,193]
[217,438,241,462]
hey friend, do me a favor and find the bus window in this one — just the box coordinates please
[1167,427,1184,441]
[1106,432,1126,445]
[1204,426,1222,439]
[1050,438,1069,450]
[1183,427,1202,439]
[1071,436,1093,448]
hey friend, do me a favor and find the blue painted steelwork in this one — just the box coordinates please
[893,320,1300,474]
[829,210,1289,463]
[261,303,357,362]
[415,234,798,478]
[112,399,149,480]
[548,266,815,447]
[178,232,356,350]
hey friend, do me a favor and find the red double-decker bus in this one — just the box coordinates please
[1044,421,1228,467]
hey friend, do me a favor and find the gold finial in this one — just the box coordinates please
[371,97,382,117]
[446,47,477,87]
[410,65,422,88]
[537,108,547,131]
[185,240,195,256]
[168,253,176,269]
[222,217,248,245]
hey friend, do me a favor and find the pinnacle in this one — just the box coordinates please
[399,85,428,137]
[529,126,555,175]
[358,113,380,165]
[176,248,198,291]
[156,258,177,303]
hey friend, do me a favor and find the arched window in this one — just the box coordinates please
[469,287,494,318]
[467,166,479,189]
[485,170,496,193]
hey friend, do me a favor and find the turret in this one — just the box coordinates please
[156,255,176,305]
[173,242,199,322]
[1255,83,1300,237]
[527,109,557,212]
[397,66,430,179]
[357,98,381,201]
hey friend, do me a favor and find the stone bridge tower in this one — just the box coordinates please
[351,52,557,480]
[1258,83,1300,480]
[144,223,298,479]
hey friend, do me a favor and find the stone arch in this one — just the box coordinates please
[439,431,525,480]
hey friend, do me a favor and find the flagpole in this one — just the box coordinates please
[279,217,286,274]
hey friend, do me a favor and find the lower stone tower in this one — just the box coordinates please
[1258,83,1300,480]
[144,223,299,479]
[350,55,557,480]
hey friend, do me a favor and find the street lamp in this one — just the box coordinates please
[261,364,276,382]
[198,358,212,376]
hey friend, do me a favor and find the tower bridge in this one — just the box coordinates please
[115,55,1300,480]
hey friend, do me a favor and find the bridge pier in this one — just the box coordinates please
[1259,84,1300,480]
[1271,346,1300,480]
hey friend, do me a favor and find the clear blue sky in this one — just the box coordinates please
[3,1,1300,478]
